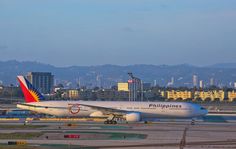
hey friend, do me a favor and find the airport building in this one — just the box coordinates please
[166,90,193,100]
[194,90,225,101]
[68,89,79,99]
[26,72,54,94]
[228,91,236,102]
[160,89,229,102]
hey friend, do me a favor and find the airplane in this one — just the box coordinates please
[16,76,208,124]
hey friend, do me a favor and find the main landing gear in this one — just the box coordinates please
[104,114,118,125]
[104,120,117,124]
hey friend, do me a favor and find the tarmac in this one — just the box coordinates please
[0,119,236,149]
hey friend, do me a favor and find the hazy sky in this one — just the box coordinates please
[0,0,236,66]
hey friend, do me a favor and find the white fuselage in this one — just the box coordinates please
[17,101,208,119]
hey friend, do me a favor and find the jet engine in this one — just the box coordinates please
[89,111,104,117]
[125,112,141,122]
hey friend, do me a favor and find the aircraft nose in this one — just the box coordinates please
[203,109,208,115]
[193,106,208,117]
[199,107,208,116]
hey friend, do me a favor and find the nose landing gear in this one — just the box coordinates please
[191,119,195,125]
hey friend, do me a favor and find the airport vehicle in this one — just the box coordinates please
[16,76,208,124]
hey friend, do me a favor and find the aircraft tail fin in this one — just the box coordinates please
[17,76,45,103]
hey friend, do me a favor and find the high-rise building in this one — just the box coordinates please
[26,72,54,94]
[193,75,198,87]
[210,78,215,86]
[234,82,236,89]
[153,80,157,87]
[199,80,204,88]
[171,77,174,86]
[96,75,102,88]
[167,77,175,87]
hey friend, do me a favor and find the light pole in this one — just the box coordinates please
[128,72,143,101]
[10,84,13,104]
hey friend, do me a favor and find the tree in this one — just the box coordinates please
[93,87,100,91]
[204,98,211,102]
[233,98,236,103]
[111,85,118,90]
[185,98,193,102]
[176,98,183,102]
[194,98,202,103]
[213,98,220,103]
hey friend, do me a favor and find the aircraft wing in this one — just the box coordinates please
[79,104,129,116]
[18,103,68,109]
[18,103,130,116]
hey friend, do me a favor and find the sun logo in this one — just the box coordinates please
[29,90,40,102]
[68,104,80,114]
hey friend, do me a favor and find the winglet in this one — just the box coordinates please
[17,76,45,103]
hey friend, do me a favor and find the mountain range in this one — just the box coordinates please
[1,60,236,88]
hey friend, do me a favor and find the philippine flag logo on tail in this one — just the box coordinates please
[17,76,45,103]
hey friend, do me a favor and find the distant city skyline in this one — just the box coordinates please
[2,59,236,68]
[1,60,236,88]
[1,0,236,67]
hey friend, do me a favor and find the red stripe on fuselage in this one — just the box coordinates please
[18,78,38,103]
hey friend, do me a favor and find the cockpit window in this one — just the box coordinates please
[200,107,206,110]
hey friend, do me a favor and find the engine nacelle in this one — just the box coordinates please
[124,112,141,122]
[89,111,104,117]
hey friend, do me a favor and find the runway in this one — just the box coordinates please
[0,120,236,149]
